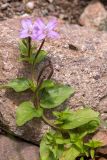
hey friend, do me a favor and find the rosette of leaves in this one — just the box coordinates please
[40,108,102,160]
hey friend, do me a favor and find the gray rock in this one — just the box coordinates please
[0,134,39,160]
[0,17,107,144]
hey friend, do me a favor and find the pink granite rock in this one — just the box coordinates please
[79,1,107,30]
[0,134,39,160]
[0,17,107,144]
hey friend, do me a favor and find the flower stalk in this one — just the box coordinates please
[28,37,31,57]
[42,114,59,130]
[33,39,45,65]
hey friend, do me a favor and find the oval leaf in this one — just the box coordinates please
[19,40,28,56]
[40,84,75,109]
[59,108,100,130]
[40,80,55,90]
[16,101,43,126]
[2,78,30,92]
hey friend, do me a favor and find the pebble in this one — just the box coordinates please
[47,0,54,3]
[42,9,48,16]
[0,12,4,20]
[21,13,29,17]
[26,1,35,10]
[1,3,9,10]
[48,4,55,12]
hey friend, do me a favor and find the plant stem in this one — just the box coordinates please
[31,39,45,107]
[33,39,45,65]
[42,114,59,130]
[31,39,45,84]
[31,64,35,82]
[28,37,31,57]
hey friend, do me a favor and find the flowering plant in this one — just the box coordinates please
[0,18,105,160]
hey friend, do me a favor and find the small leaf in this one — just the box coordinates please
[40,135,56,160]
[34,50,48,64]
[40,84,75,109]
[69,130,87,142]
[41,131,65,160]
[20,50,47,64]
[19,40,28,56]
[59,146,80,160]
[40,136,51,160]
[16,101,43,126]
[19,39,36,57]
[1,78,30,92]
[28,80,37,92]
[74,140,84,151]
[90,149,95,159]
[80,157,84,160]
[40,80,55,90]
[19,57,30,62]
[85,140,102,148]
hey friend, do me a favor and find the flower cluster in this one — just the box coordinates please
[20,18,59,40]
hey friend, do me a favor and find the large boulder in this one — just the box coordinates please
[0,17,107,144]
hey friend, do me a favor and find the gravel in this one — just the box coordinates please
[0,0,90,23]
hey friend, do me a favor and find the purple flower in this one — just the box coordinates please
[33,18,59,40]
[20,19,35,39]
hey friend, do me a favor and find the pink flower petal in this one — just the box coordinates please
[48,31,59,39]
[47,18,57,30]
[34,18,45,30]
[33,30,46,40]
[21,19,32,29]
[20,29,29,38]
[36,33,46,40]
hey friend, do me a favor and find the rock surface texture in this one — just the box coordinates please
[0,134,39,160]
[0,17,107,144]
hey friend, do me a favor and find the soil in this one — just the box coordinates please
[0,0,100,23]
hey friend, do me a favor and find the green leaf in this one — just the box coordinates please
[59,146,80,160]
[40,135,57,160]
[34,50,48,64]
[2,78,30,92]
[40,131,65,160]
[16,101,43,126]
[90,149,95,159]
[40,80,55,90]
[68,119,100,143]
[69,130,87,143]
[85,140,102,148]
[28,80,37,92]
[40,84,75,109]
[80,157,84,160]
[74,140,84,151]
[19,39,36,57]
[40,136,50,160]
[20,50,47,64]
[56,108,100,130]
[79,120,100,134]
[19,40,28,56]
